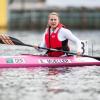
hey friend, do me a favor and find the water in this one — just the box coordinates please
[0,30,100,100]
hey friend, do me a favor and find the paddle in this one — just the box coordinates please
[0,35,100,61]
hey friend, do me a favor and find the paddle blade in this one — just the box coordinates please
[0,35,34,48]
[9,37,25,45]
[0,35,26,45]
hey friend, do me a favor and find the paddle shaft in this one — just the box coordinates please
[0,36,100,61]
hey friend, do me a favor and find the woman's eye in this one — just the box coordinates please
[50,19,56,21]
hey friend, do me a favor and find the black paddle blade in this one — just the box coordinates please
[0,36,25,45]
[0,36,34,47]
[9,36,25,45]
[10,36,34,48]
[9,37,34,47]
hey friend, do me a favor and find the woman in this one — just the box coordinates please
[38,12,82,57]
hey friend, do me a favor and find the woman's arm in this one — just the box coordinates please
[59,28,82,54]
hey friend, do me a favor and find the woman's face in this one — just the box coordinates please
[48,14,59,29]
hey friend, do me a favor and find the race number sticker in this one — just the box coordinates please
[39,59,71,64]
[81,40,88,55]
[6,58,25,64]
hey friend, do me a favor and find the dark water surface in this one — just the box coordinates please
[0,30,100,100]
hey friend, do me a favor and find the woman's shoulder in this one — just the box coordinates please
[60,27,72,34]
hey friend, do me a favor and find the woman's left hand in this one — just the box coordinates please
[77,52,82,56]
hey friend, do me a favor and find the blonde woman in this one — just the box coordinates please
[38,12,82,57]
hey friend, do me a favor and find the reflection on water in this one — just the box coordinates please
[0,30,100,100]
[0,67,100,100]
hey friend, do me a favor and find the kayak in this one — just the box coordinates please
[0,54,100,68]
[0,36,100,68]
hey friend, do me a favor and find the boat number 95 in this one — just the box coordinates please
[6,58,25,63]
